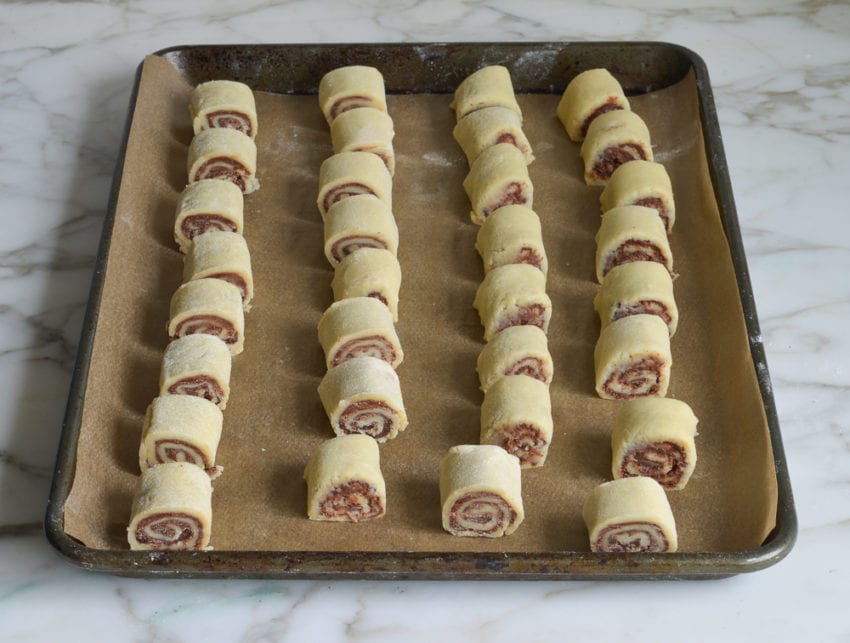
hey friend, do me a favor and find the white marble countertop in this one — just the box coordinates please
[2,1,848,640]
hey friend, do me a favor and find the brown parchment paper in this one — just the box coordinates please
[64,54,777,554]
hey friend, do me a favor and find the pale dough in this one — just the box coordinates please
[595,205,672,284]
[127,462,213,551]
[318,296,404,370]
[556,68,630,142]
[582,477,678,553]
[173,179,244,254]
[332,247,402,322]
[439,444,524,537]
[317,356,408,443]
[594,261,678,336]
[473,263,551,342]
[331,107,396,176]
[183,231,254,310]
[318,65,387,125]
[475,204,548,276]
[594,314,672,400]
[450,66,522,122]
[159,334,232,409]
[168,278,245,355]
[189,80,258,139]
[138,396,223,478]
[580,110,653,187]
[600,160,676,233]
[303,434,386,522]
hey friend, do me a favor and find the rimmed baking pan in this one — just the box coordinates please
[45,42,796,579]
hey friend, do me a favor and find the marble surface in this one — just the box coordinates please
[1,0,848,640]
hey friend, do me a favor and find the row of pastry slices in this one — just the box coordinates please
[440,65,557,539]
[304,66,407,523]
[559,68,700,554]
[127,80,261,551]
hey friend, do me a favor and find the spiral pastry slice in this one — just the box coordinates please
[318,297,403,369]
[304,434,386,522]
[594,261,678,336]
[556,68,630,142]
[317,151,392,220]
[612,398,698,490]
[600,160,676,233]
[450,65,522,122]
[187,128,259,194]
[159,334,232,409]
[475,204,548,276]
[127,462,213,551]
[463,143,533,225]
[480,375,553,469]
[440,445,524,537]
[318,65,387,125]
[318,356,408,443]
[474,263,551,342]
[476,325,553,393]
[580,110,653,186]
[595,205,673,283]
[323,194,398,267]
[184,230,253,310]
[173,180,244,253]
[332,247,402,322]
[331,107,396,175]
[453,105,533,166]
[594,314,671,400]
[168,278,245,355]
[189,80,258,139]
[582,477,678,553]
[139,396,223,478]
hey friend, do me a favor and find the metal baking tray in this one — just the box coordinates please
[45,42,796,579]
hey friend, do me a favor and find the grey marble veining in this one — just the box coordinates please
[1,1,849,640]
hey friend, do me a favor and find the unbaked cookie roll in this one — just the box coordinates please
[556,68,630,142]
[304,434,386,522]
[594,314,672,400]
[187,127,259,194]
[453,106,534,166]
[332,247,402,322]
[439,444,524,537]
[580,110,653,187]
[183,231,253,310]
[595,205,673,283]
[450,65,522,122]
[318,297,404,370]
[318,65,387,125]
[463,143,533,225]
[600,160,676,233]
[582,477,678,553]
[474,263,551,342]
[480,375,553,469]
[476,324,553,393]
[167,278,245,355]
[612,397,698,490]
[138,396,223,479]
[317,151,392,220]
[475,204,548,276]
[323,194,398,267]
[159,334,232,409]
[173,180,244,254]
[331,107,396,176]
[594,261,679,337]
[318,356,408,443]
[189,80,258,139]
[127,462,213,551]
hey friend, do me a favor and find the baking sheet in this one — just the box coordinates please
[49,43,794,578]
